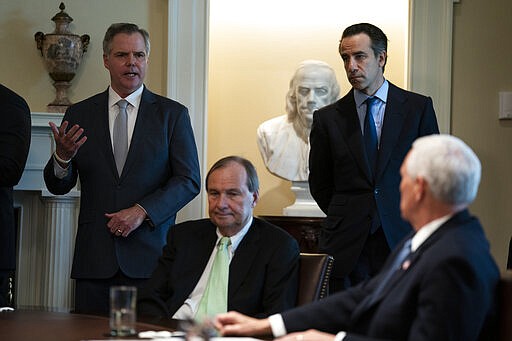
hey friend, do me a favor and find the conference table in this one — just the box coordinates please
[0,309,178,340]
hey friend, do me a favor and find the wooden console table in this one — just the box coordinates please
[259,215,324,253]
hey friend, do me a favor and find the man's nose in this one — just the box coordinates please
[348,57,358,72]
[306,90,316,103]
[216,194,228,208]
[126,54,136,65]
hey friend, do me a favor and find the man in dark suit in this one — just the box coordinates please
[216,134,499,341]
[309,23,439,290]
[138,156,299,320]
[0,84,31,307]
[43,23,200,314]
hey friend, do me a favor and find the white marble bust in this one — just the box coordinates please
[257,60,340,181]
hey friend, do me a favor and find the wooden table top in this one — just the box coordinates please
[0,309,177,341]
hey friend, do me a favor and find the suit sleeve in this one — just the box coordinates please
[138,105,200,226]
[418,97,439,136]
[308,111,334,214]
[43,110,79,195]
[282,282,371,335]
[0,90,31,187]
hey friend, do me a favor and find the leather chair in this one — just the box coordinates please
[296,253,334,306]
[498,270,512,341]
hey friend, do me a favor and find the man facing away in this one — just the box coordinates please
[43,23,200,314]
[308,23,439,291]
[138,156,299,320]
[216,134,499,341]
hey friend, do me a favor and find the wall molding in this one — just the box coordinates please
[409,0,454,133]
[168,0,209,220]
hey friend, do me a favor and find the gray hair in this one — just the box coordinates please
[406,134,481,207]
[103,23,150,56]
[205,156,259,193]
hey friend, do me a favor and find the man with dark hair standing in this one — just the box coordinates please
[0,84,31,307]
[44,23,200,314]
[138,156,299,320]
[308,23,439,291]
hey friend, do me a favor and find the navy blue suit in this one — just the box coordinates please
[138,218,299,318]
[309,82,439,281]
[281,210,499,341]
[44,87,200,282]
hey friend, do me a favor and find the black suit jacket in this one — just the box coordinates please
[281,210,499,341]
[309,82,439,277]
[0,84,31,271]
[43,87,200,279]
[138,218,300,318]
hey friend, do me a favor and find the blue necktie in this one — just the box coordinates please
[367,239,412,306]
[364,97,379,176]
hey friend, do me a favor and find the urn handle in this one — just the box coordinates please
[35,32,45,56]
[81,34,90,53]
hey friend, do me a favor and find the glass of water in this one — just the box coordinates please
[109,286,137,336]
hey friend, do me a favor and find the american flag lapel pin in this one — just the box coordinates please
[401,260,411,270]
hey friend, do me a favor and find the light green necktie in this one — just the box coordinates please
[195,236,231,321]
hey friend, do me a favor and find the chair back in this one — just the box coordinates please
[499,270,512,341]
[297,253,334,306]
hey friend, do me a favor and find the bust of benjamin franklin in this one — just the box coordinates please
[257,60,340,181]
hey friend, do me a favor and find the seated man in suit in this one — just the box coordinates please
[215,135,499,341]
[138,156,300,321]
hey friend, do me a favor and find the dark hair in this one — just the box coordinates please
[340,23,388,71]
[103,23,150,56]
[205,156,259,193]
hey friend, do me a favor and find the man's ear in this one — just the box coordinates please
[414,177,427,201]
[251,191,260,208]
[103,54,109,70]
[378,51,387,68]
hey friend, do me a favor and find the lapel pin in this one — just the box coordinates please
[401,260,411,270]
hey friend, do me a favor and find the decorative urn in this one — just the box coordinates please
[35,2,90,113]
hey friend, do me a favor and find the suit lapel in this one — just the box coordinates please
[228,220,260,298]
[119,88,157,178]
[355,211,470,316]
[94,90,119,179]
[335,92,373,182]
[375,83,407,180]
[189,224,218,287]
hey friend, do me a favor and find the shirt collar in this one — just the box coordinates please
[108,84,144,109]
[216,216,253,253]
[410,214,452,252]
[354,79,389,109]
